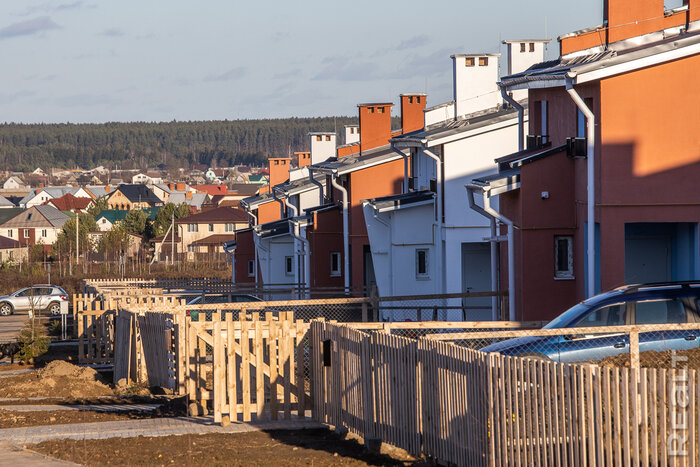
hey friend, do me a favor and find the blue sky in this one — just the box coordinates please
[0,1,602,123]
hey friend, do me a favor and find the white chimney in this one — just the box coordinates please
[344,125,359,145]
[451,53,501,119]
[309,132,336,165]
[502,40,550,102]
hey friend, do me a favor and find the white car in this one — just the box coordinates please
[0,285,69,316]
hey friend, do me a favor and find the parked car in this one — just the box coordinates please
[0,285,69,316]
[186,293,263,321]
[481,282,700,363]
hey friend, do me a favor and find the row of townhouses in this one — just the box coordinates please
[228,0,700,322]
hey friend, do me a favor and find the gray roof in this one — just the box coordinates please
[0,194,14,207]
[18,186,80,206]
[393,104,523,145]
[168,192,208,210]
[501,28,700,88]
[85,186,108,198]
[0,205,70,229]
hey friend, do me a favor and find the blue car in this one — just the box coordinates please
[481,282,700,363]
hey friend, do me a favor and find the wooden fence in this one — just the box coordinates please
[312,321,700,466]
[186,311,310,423]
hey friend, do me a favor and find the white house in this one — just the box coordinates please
[2,176,27,190]
[18,186,93,209]
[363,44,546,321]
[132,173,162,185]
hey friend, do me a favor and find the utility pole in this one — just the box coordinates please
[171,209,175,265]
[75,211,79,265]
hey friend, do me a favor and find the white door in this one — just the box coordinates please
[461,242,492,320]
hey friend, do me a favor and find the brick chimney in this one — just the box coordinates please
[268,157,292,186]
[309,132,336,164]
[451,54,500,119]
[168,182,175,191]
[294,151,312,168]
[400,94,426,134]
[176,182,186,191]
[185,191,193,199]
[105,185,111,193]
[358,102,393,153]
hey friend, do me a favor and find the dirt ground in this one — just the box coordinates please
[598,346,700,369]
[0,409,161,428]
[32,428,427,467]
[0,360,114,399]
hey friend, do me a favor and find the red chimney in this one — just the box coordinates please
[185,191,193,199]
[400,94,426,134]
[268,157,292,186]
[168,182,175,191]
[358,102,393,153]
[294,151,312,168]
[176,182,186,191]
[105,185,111,193]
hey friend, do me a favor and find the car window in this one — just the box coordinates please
[635,299,686,325]
[39,288,53,296]
[203,295,230,304]
[14,288,30,297]
[574,303,626,327]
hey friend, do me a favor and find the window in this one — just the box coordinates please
[7,230,11,237]
[416,249,429,279]
[102,219,106,224]
[330,252,341,277]
[377,107,384,114]
[416,96,421,103]
[529,42,535,52]
[285,256,293,276]
[187,224,198,233]
[247,260,255,277]
[368,106,374,113]
[520,42,526,52]
[636,299,687,325]
[188,245,197,253]
[554,236,574,278]
[325,135,331,141]
[23,229,29,239]
[575,303,626,327]
[316,135,322,141]
[540,100,548,143]
[41,229,47,238]
[408,96,413,104]
[478,57,489,66]
[465,57,475,66]
[225,223,235,232]
[208,224,214,232]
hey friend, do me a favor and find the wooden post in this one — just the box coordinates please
[629,328,640,372]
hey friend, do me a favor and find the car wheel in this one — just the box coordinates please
[0,303,13,316]
[48,302,61,316]
[518,352,551,361]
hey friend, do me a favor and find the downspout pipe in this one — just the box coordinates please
[308,168,324,206]
[274,187,298,218]
[466,184,515,321]
[500,85,525,152]
[240,199,257,226]
[330,173,350,293]
[271,189,286,220]
[390,144,410,193]
[423,148,444,296]
[465,187,499,321]
[566,75,596,298]
[289,219,310,299]
[370,206,393,299]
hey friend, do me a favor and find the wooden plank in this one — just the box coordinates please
[603,367,613,467]
[240,318,251,422]
[213,320,223,423]
[282,313,292,420]
[622,368,631,467]
[226,317,237,422]
[296,319,306,418]
[254,319,264,421]
[649,369,658,467]
[269,317,279,421]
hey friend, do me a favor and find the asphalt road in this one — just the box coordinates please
[0,311,28,343]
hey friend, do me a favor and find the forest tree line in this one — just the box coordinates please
[0,116,401,172]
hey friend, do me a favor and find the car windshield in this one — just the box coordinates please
[543,302,592,329]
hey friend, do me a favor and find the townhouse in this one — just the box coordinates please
[363,44,546,320]
[471,0,700,320]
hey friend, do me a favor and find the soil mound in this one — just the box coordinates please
[0,360,114,399]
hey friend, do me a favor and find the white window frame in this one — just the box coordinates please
[554,235,574,279]
[225,223,235,232]
[330,252,341,277]
[188,244,197,253]
[41,229,47,238]
[285,256,294,276]
[208,223,214,232]
[187,223,198,233]
[23,229,30,239]
[416,249,429,279]
[247,260,256,277]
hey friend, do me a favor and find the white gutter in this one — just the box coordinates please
[274,187,298,217]
[466,184,515,321]
[465,187,499,321]
[500,87,525,151]
[566,76,596,298]
[289,219,310,299]
[390,145,410,193]
[423,148,445,296]
[330,174,350,292]
[308,168,324,206]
